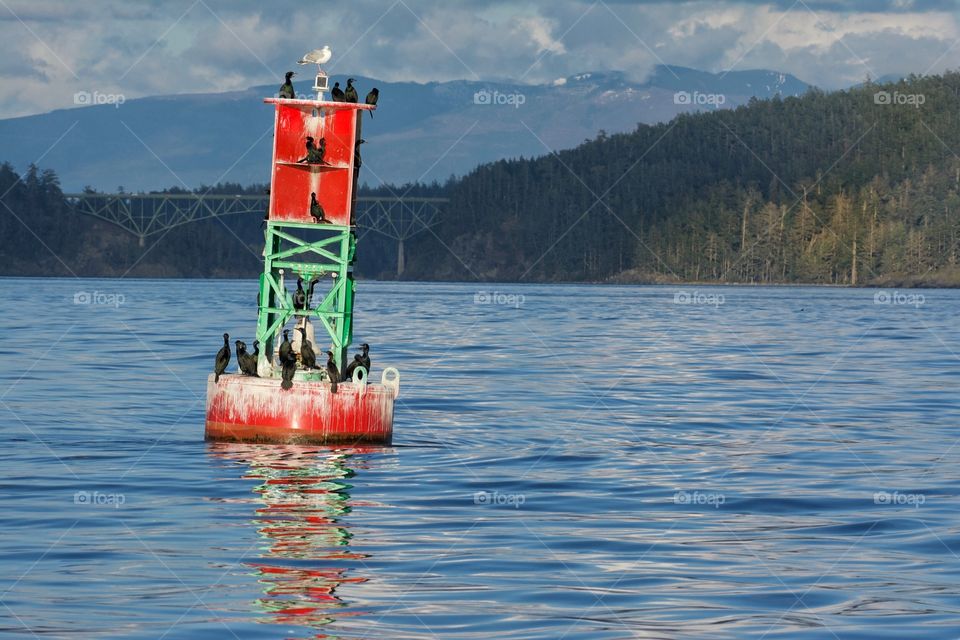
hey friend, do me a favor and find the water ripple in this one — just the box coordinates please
[0,280,958,638]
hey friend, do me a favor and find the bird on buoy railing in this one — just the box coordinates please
[325,351,340,394]
[214,333,230,383]
[342,354,364,381]
[360,343,371,373]
[365,88,379,117]
[344,78,358,103]
[330,82,345,102]
[298,46,332,66]
[279,71,295,99]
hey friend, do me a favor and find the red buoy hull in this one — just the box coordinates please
[204,374,395,444]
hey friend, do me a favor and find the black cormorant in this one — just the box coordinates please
[354,138,365,168]
[293,277,307,310]
[280,349,296,390]
[279,71,296,99]
[214,333,230,383]
[309,192,327,223]
[330,82,345,102]
[344,78,358,103]
[237,340,258,376]
[342,354,364,381]
[365,88,378,117]
[234,339,245,371]
[279,329,292,365]
[298,136,326,164]
[306,275,319,307]
[359,343,371,372]
[325,351,339,394]
[298,327,317,369]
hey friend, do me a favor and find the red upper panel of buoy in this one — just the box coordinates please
[264,99,375,226]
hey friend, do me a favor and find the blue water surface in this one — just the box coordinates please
[1,279,959,639]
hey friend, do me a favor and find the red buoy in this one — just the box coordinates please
[204,50,396,445]
[205,373,397,444]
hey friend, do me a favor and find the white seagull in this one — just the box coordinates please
[298,46,332,66]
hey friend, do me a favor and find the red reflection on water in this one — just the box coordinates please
[209,443,381,639]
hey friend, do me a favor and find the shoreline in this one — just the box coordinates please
[1,273,957,289]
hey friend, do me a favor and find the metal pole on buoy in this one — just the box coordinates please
[204,48,399,445]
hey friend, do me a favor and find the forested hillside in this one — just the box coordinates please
[3,72,960,285]
[0,165,421,279]
[400,72,960,285]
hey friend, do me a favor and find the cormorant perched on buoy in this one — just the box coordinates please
[214,333,230,383]
[279,71,296,99]
[298,327,317,369]
[279,329,292,365]
[251,340,260,363]
[234,339,246,370]
[330,82,345,102]
[306,275,319,307]
[344,78,358,103]
[293,277,307,311]
[280,349,297,390]
[309,192,328,223]
[325,351,340,394]
[354,139,365,168]
[237,340,258,376]
[297,136,325,164]
[359,343,371,372]
[365,88,378,117]
[342,354,364,381]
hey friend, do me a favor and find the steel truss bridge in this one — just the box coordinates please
[63,193,446,275]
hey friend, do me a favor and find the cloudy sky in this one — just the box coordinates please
[1,0,958,118]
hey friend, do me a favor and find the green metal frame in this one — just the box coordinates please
[256,220,356,374]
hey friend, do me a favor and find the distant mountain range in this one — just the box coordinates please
[0,66,811,191]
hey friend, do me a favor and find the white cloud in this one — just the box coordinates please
[0,0,958,117]
[517,15,567,55]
